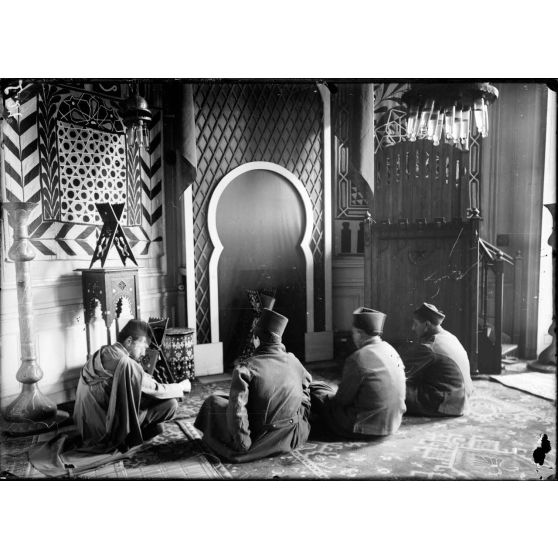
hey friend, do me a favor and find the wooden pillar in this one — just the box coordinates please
[469,211,481,375]
[528,202,556,371]
[493,255,505,367]
[512,250,524,344]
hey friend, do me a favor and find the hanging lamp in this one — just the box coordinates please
[122,83,152,148]
[401,82,499,150]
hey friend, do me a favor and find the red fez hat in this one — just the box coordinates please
[259,293,276,311]
[352,307,386,335]
[413,302,445,325]
[254,309,288,339]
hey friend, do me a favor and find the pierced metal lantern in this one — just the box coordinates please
[122,92,152,148]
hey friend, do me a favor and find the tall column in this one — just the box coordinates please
[528,202,556,372]
[1,202,68,434]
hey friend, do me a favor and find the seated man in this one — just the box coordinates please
[194,309,312,463]
[401,302,473,417]
[73,319,192,452]
[310,307,406,439]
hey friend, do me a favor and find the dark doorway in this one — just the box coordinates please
[216,169,307,366]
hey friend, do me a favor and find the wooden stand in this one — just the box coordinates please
[77,267,140,357]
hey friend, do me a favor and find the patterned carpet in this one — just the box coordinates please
[1,370,555,480]
[169,370,557,480]
[0,418,231,480]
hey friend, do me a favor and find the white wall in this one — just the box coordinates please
[0,253,169,408]
[332,255,365,332]
[536,88,556,354]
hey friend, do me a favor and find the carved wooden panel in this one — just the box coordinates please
[364,220,479,371]
[374,139,473,223]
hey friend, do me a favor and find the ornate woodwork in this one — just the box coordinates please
[364,218,480,373]
[78,267,140,356]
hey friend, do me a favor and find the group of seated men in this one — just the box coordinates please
[72,302,473,462]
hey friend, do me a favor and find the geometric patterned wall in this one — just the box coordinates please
[192,83,324,344]
[56,123,128,224]
[1,83,164,259]
[333,83,410,221]
[332,84,369,219]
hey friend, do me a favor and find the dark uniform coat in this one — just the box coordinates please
[403,329,473,416]
[312,337,406,438]
[194,342,312,463]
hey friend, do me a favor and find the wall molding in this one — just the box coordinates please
[318,84,333,333]
[182,187,197,331]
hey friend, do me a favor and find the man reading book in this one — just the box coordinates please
[73,319,191,451]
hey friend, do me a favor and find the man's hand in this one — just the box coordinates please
[179,379,192,393]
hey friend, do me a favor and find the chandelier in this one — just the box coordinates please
[401,82,499,150]
[122,84,152,148]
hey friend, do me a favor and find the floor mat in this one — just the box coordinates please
[1,419,231,480]
[1,371,555,480]
[489,372,556,402]
[76,420,231,480]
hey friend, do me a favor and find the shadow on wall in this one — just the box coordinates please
[59,365,82,404]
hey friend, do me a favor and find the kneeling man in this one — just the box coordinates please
[310,307,406,439]
[74,319,191,452]
[402,302,473,416]
[194,309,312,463]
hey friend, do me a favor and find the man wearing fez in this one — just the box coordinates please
[310,307,406,439]
[401,302,473,417]
[74,319,192,452]
[194,309,312,462]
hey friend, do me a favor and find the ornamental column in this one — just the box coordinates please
[1,202,67,434]
[528,202,556,372]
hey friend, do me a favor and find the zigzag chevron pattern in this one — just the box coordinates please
[1,86,164,260]
[126,135,141,226]
[38,85,62,220]
[2,95,41,210]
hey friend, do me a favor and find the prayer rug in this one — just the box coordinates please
[79,420,231,479]
[0,433,40,479]
[1,417,231,480]
[489,372,556,402]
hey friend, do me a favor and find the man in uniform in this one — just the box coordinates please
[194,309,312,462]
[310,307,406,439]
[73,319,192,452]
[401,302,473,416]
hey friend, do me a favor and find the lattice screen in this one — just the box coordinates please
[192,83,324,344]
[1,83,164,259]
[57,123,128,224]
